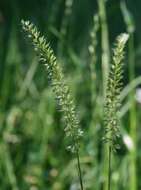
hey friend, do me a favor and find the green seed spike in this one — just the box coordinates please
[104,33,129,151]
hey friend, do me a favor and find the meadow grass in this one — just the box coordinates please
[0,1,140,189]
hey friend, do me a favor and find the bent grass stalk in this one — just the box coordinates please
[21,20,84,190]
[104,33,129,190]
[120,76,141,101]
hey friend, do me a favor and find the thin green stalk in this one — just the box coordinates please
[98,0,110,97]
[76,150,84,190]
[98,1,110,189]
[108,146,112,190]
[120,76,141,101]
[19,58,38,98]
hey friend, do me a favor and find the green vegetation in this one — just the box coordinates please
[0,0,141,189]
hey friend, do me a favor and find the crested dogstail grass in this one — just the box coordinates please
[103,33,129,152]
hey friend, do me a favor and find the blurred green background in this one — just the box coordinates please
[0,0,141,189]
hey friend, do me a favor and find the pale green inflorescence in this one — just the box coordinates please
[21,20,83,153]
[104,33,129,151]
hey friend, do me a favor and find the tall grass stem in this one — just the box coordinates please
[76,150,84,190]
[98,1,110,189]
[108,146,112,190]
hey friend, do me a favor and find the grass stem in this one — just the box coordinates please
[76,150,84,190]
[98,0,110,97]
[98,1,110,188]
[108,146,112,190]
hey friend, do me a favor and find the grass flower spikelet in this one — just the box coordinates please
[21,20,83,153]
[104,33,129,151]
